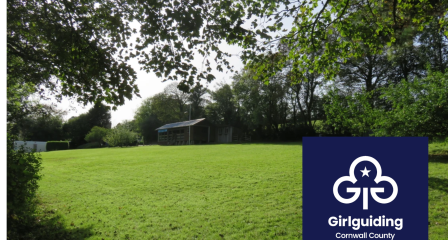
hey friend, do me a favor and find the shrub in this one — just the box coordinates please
[7,133,42,237]
[84,126,109,143]
[46,141,70,151]
[104,127,138,147]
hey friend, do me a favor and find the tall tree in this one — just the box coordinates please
[163,82,189,120]
[207,84,236,125]
[418,19,448,73]
[150,92,187,123]
[337,50,392,94]
[134,98,162,143]
[188,84,208,119]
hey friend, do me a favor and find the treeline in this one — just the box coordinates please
[132,20,448,142]
[12,21,447,145]
[12,103,112,148]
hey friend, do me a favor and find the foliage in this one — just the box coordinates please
[133,98,162,143]
[7,0,139,107]
[207,83,236,125]
[188,84,208,119]
[115,119,137,131]
[324,89,376,136]
[15,109,65,142]
[418,19,448,73]
[127,0,448,87]
[324,71,448,138]
[7,133,42,237]
[84,126,109,143]
[242,0,448,83]
[103,127,138,147]
[7,70,39,134]
[373,71,448,137]
[63,103,111,148]
[145,83,191,124]
[231,68,319,140]
[46,141,70,151]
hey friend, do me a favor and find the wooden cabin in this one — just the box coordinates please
[155,118,215,145]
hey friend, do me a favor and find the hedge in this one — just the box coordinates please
[46,141,70,151]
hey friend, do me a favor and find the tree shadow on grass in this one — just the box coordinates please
[429,155,448,164]
[428,177,448,194]
[11,210,94,240]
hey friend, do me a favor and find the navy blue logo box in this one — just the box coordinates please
[303,137,428,240]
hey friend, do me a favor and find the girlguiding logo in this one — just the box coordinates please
[333,156,398,210]
[303,137,428,240]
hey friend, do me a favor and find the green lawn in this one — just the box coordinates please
[36,143,448,239]
[37,144,302,239]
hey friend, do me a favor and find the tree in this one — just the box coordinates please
[188,84,208,119]
[232,69,293,140]
[104,126,138,147]
[324,71,448,138]
[133,98,162,144]
[63,103,111,148]
[418,19,448,73]
[242,0,448,83]
[336,50,392,94]
[7,0,139,107]
[130,0,448,86]
[164,82,189,120]
[150,93,185,123]
[232,70,264,133]
[372,71,448,138]
[207,84,236,125]
[12,104,66,141]
[85,126,110,143]
[115,120,137,131]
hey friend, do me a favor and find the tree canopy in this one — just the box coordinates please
[8,0,448,103]
[8,0,139,107]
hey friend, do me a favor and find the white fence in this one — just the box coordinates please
[14,141,47,152]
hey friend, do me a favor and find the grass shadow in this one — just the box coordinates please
[429,155,448,164]
[428,177,448,194]
[11,209,94,240]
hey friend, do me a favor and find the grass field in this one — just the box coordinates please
[36,143,448,239]
[37,144,302,239]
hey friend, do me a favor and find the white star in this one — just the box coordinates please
[360,167,371,177]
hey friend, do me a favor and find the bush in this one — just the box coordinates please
[46,141,70,151]
[104,127,138,147]
[84,126,109,143]
[7,133,42,237]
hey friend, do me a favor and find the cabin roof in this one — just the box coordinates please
[155,118,207,130]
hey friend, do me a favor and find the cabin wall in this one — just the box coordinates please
[157,126,214,145]
[216,127,234,143]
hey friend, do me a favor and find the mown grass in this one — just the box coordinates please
[428,154,448,239]
[429,138,448,156]
[35,142,448,239]
[38,144,302,239]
